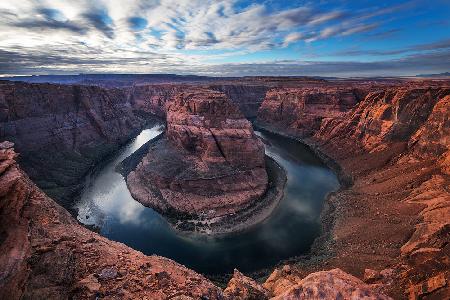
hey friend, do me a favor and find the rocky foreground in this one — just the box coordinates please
[125,88,282,234]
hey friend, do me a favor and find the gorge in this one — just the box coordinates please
[0,77,449,299]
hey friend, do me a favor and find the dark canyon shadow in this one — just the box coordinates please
[75,125,339,274]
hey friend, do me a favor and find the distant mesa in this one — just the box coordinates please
[415,72,450,78]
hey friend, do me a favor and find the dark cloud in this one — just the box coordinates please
[10,7,86,34]
[2,46,449,77]
[413,39,450,51]
[364,28,402,40]
[38,8,64,21]
[83,10,115,39]
[333,38,450,56]
[13,19,86,34]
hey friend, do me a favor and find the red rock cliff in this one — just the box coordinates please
[166,89,266,169]
[256,84,450,299]
[257,87,369,136]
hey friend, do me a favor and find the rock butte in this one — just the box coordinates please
[126,88,272,233]
[0,77,449,299]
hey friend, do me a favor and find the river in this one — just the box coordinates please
[75,124,339,274]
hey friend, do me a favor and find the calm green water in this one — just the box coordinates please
[75,125,339,274]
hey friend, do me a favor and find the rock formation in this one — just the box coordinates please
[126,88,272,234]
[224,269,271,299]
[221,265,392,299]
[265,267,392,299]
[256,84,450,299]
[0,81,148,207]
[130,83,269,119]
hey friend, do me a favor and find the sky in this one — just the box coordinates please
[0,0,449,77]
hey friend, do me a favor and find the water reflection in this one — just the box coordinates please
[75,125,339,274]
[76,126,165,228]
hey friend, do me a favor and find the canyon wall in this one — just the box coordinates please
[0,81,272,209]
[210,84,269,118]
[128,84,185,117]
[256,85,450,299]
[129,83,270,119]
[257,87,369,137]
[1,79,448,299]
[0,81,147,207]
[1,79,435,299]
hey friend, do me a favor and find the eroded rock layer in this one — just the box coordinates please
[127,88,269,232]
[256,84,450,299]
[257,87,369,136]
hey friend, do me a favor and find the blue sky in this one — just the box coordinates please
[0,0,449,76]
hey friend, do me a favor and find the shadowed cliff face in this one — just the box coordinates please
[256,84,450,299]
[210,84,270,118]
[129,83,270,119]
[0,81,147,207]
[128,84,185,117]
[0,80,313,209]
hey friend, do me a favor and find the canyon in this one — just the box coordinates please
[0,77,449,299]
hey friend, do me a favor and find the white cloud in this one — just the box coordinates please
[0,0,427,75]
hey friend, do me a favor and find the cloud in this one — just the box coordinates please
[0,0,371,51]
[82,10,115,39]
[11,6,86,33]
[0,0,447,76]
[190,50,450,77]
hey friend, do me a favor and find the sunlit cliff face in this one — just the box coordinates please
[0,0,449,77]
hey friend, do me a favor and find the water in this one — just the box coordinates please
[75,125,339,274]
